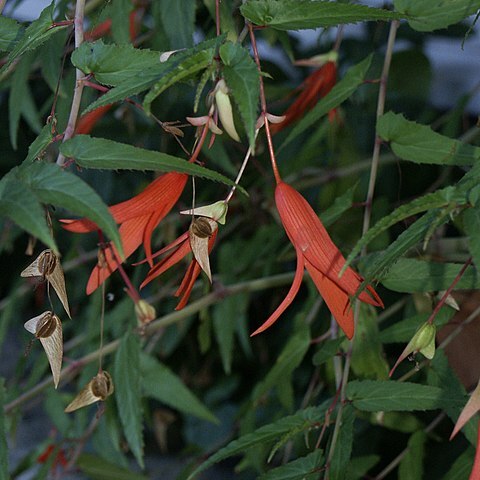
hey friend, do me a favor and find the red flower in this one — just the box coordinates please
[75,104,113,135]
[270,61,337,134]
[61,172,188,294]
[252,182,383,339]
[140,217,218,310]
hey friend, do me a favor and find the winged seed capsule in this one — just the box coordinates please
[64,371,114,413]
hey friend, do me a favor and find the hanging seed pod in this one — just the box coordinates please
[65,371,114,413]
[24,312,63,388]
[180,200,228,225]
[21,250,71,319]
[189,218,218,282]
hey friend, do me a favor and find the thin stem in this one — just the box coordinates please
[98,282,105,370]
[56,0,87,166]
[190,122,210,164]
[361,20,399,240]
[215,0,221,36]
[4,271,295,414]
[427,257,472,325]
[0,0,6,14]
[224,129,259,203]
[248,23,282,184]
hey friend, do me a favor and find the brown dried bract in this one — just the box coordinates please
[65,371,114,413]
[189,217,217,282]
[21,250,71,319]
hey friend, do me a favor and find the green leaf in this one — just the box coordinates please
[158,0,196,49]
[9,51,34,150]
[380,308,455,343]
[0,171,57,251]
[312,337,344,366]
[398,431,426,480]
[320,183,358,227]
[0,378,7,479]
[346,380,462,412]
[428,350,475,445]
[213,293,249,374]
[463,206,480,270]
[83,37,222,113]
[114,333,144,468]
[251,326,311,404]
[143,47,215,115]
[140,354,217,423]
[241,0,401,30]
[23,121,54,164]
[220,42,260,150]
[71,41,161,86]
[329,405,355,480]
[282,55,372,148]
[259,449,324,480]
[442,447,475,480]
[0,2,68,76]
[110,0,134,44]
[381,258,480,292]
[60,135,244,192]
[351,305,389,380]
[187,402,330,480]
[377,112,480,166]
[17,162,122,255]
[76,453,149,480]
[394,0,480,32]
[0,16,23,52]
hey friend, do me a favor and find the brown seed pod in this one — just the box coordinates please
[91,371,114,400]
[64,371,114,413]
[190,217,213,238]
[39,250,57,277]
[35,311,57,338]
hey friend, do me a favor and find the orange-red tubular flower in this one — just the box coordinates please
[270,61,337,135]
[252,182,383,339]
[140,224,218,310]
[61,172,188,294]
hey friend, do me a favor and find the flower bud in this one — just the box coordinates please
[180,200,228,224]
[135,299,156,325]
[215,79,240,142]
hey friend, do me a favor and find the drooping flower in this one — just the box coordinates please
[270,60,337,135]
[61,172,188,294]
[140,217,218,310]
[252,182,383,339]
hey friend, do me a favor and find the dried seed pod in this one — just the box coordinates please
[24,312,63,388]
[189,218,218,282]
[65,371,114,413]
[21,250,71,319]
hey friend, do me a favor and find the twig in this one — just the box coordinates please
[56,0,87,166]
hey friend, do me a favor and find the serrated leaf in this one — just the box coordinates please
[398,430,426,480]
[312,337,344,366]
[114,333,144,468]
[251,326,311,404]
[0,2,68,76]
[9,51,33,150]
[187,402,330,480]
[259,449,324,480]
[23,121,54,164]
[329,405,355,480]
[0,16,23,52]
[241,0,401,30]
[83,37,222,113]
[346,380,462,412]
[463,206,480,270]
[77,453,149,480]
[59,135,245,193]
[0,171,57,251]
[281,55,372,149]
[381,258,480,292]
[158,0,195,49]
[394,0,480,32]
[71,41,161,86]
[143,48,215,115]
[379,308,455,343]
[17,162,122,255]
[140,354,217,423]
[378,112,480,165]
[0,378,7,478]
[110,0,134,44]
[220,42,260,150]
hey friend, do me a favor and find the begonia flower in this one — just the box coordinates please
[140,217,218,310]
[252,181,383,339]
[61,172,188,294]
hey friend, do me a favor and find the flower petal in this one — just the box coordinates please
[140,236,191,289]
[305,259,354,339]
[174,260,199,310]
[251,246,305,336]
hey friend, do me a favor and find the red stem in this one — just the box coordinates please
[248,23,282,185]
